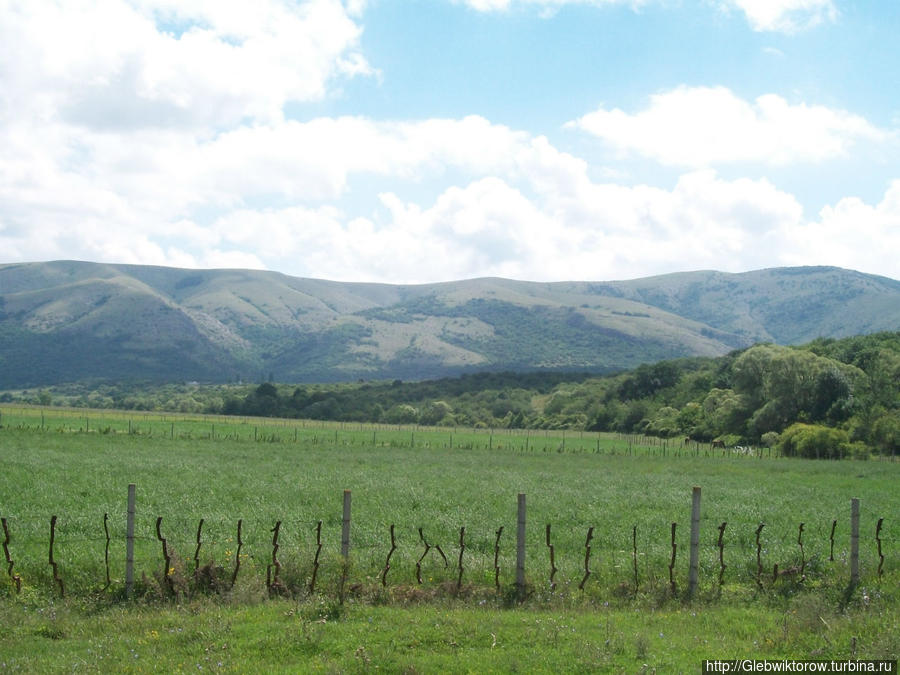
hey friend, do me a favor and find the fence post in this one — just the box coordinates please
[516,493,526,595]
[125,483,136,599]
[688,486,701,597]
[850,498,860,586]
[341,490,352,559]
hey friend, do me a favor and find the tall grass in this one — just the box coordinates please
[0,407,897,603]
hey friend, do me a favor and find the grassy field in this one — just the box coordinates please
[1,406,898,671]
[1,596,896,673]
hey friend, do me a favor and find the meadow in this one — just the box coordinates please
[1,405,898,671]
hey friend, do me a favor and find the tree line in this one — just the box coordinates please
[6,332,898,458]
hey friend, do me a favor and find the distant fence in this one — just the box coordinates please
[3,406,896,463]
[1,487,889,602]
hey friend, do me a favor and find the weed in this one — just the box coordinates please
[193,561,229,595]
[634,632,650,659]
[34,624,66,640]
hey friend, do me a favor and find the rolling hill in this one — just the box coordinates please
[1,261,898,387]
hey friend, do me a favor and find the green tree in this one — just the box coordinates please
[382,404,418,425]
[419,401,453,426]
[699,388,744,439]
[617,400,649,432]
[676,402,702,437]
[646,406,679,437]
[733,345,863,438]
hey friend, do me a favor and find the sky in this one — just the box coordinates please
[0,0,898,284]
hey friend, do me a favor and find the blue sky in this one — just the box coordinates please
[0,0,897,283]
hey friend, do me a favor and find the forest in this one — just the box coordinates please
[5,331,899,458]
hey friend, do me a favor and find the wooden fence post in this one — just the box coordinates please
[546,523,557,590]
[830,519,837,561]
[516,493,526,595]
[1,517,21,593]
[688,486,701,597]
[231,519,243,589]
[717,522,727,586]
[266,521,282,594]
[309,521,322,594]
[850,498,860,586]
[755,523,765,589]
[125,483,136,599]
[381,524,396,587]
[579,527,593,591]
[341,490,352,559]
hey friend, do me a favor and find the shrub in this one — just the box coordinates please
[871,412,900,456]
[777,423,851,459]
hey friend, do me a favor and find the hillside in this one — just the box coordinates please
[1,261,899,387]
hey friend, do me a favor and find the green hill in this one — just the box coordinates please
[1,261,898,387]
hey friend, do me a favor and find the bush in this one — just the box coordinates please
[870,413,900,456]
[777,423,852,459]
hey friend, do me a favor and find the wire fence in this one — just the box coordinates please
[2,405,896,461]
[1,487,893,603]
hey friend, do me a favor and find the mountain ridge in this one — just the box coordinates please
[1,260,898,387]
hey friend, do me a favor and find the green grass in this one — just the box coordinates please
[1,406,897,599]
[1,594,897,672]
[1,406,899,670]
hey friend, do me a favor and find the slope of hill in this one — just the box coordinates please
[1,261,898,387]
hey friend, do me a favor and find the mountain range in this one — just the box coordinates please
[1,261,898,388]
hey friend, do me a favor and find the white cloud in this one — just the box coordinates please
[3,79,897,285]
[0,0,379,272]
[0,110,533,275]
[0,114,527,234]
[455,0,646,13]
[0,1,894,286]
[570,86,887,167]
[456,0,835,33]
[0,0,371,131]
[727,0,837,33]
[780,181,900,275]
[164,155,810,283]
[276,167,894,284]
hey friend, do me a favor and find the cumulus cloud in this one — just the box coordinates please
[0,0,375,271]
[456,0,644,12]
[118,136,809,283]
[780,181,900,275]
[570,86,887,167]
[0,114,526,235]
[0,1,895,286]
[726,0,837,33]
[260,167,893,284]
[0,0,371,131]
[456,0,836,33]
[2,86,897,284]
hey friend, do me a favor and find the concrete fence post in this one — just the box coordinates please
[341,490,352,559]
[125,483,136,599]
[688,486,701,597]
[516,493,526,594]
[850,498,860,586]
